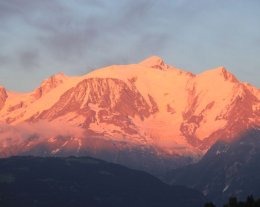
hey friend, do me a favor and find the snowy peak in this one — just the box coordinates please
[139,56,168,70]
[33,72,67,99]
[41,72,66,87]
[214,66,238,82]
[199,66,238,82]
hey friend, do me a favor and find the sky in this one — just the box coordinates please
[0,0,259,91]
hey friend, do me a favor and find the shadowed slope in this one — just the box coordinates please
[165,128,260,206]
[0,156,206,207]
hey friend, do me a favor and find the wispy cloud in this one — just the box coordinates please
[18,49,40,70]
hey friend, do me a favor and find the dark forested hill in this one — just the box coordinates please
[0,156,205,207]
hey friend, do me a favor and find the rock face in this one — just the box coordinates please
[165,129,260,206]
[0,87,7,111]
[33,78,156,128]
[0,56,259,173]
[33,72,66,99]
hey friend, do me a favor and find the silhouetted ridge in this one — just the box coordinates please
[0,156,206,207]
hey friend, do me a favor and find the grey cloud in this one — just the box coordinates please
[74,0,106,8]
[18,49,40,71]
[0,54,10,66]
[2,0,259,90]
[138,33,171,52]
[0,0,167,71]
[0,52,40,72]
[121,0,156,24]
[32,0,164,67]
[1,0,64,12]
[0,49,40,72]
[0,0,229,72]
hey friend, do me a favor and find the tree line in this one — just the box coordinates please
[204,196,260,207]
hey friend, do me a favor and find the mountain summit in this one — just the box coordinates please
[139,56,168,70]
[0,57,259,173]
[33,72,67,99]
[199,66,238,82]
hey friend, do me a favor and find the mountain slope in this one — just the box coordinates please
[0,56,259,173]
[0,156,206,207]
[165,128,260,206]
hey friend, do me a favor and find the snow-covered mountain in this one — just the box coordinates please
[0,56,259,172]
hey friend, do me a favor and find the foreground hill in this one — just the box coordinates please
[0,156,205,207]
[0,56,259,173]
[165,129,260,206]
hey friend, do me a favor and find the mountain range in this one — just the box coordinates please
[0,56,259,174]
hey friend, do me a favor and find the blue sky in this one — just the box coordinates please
[0,0,259,91]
